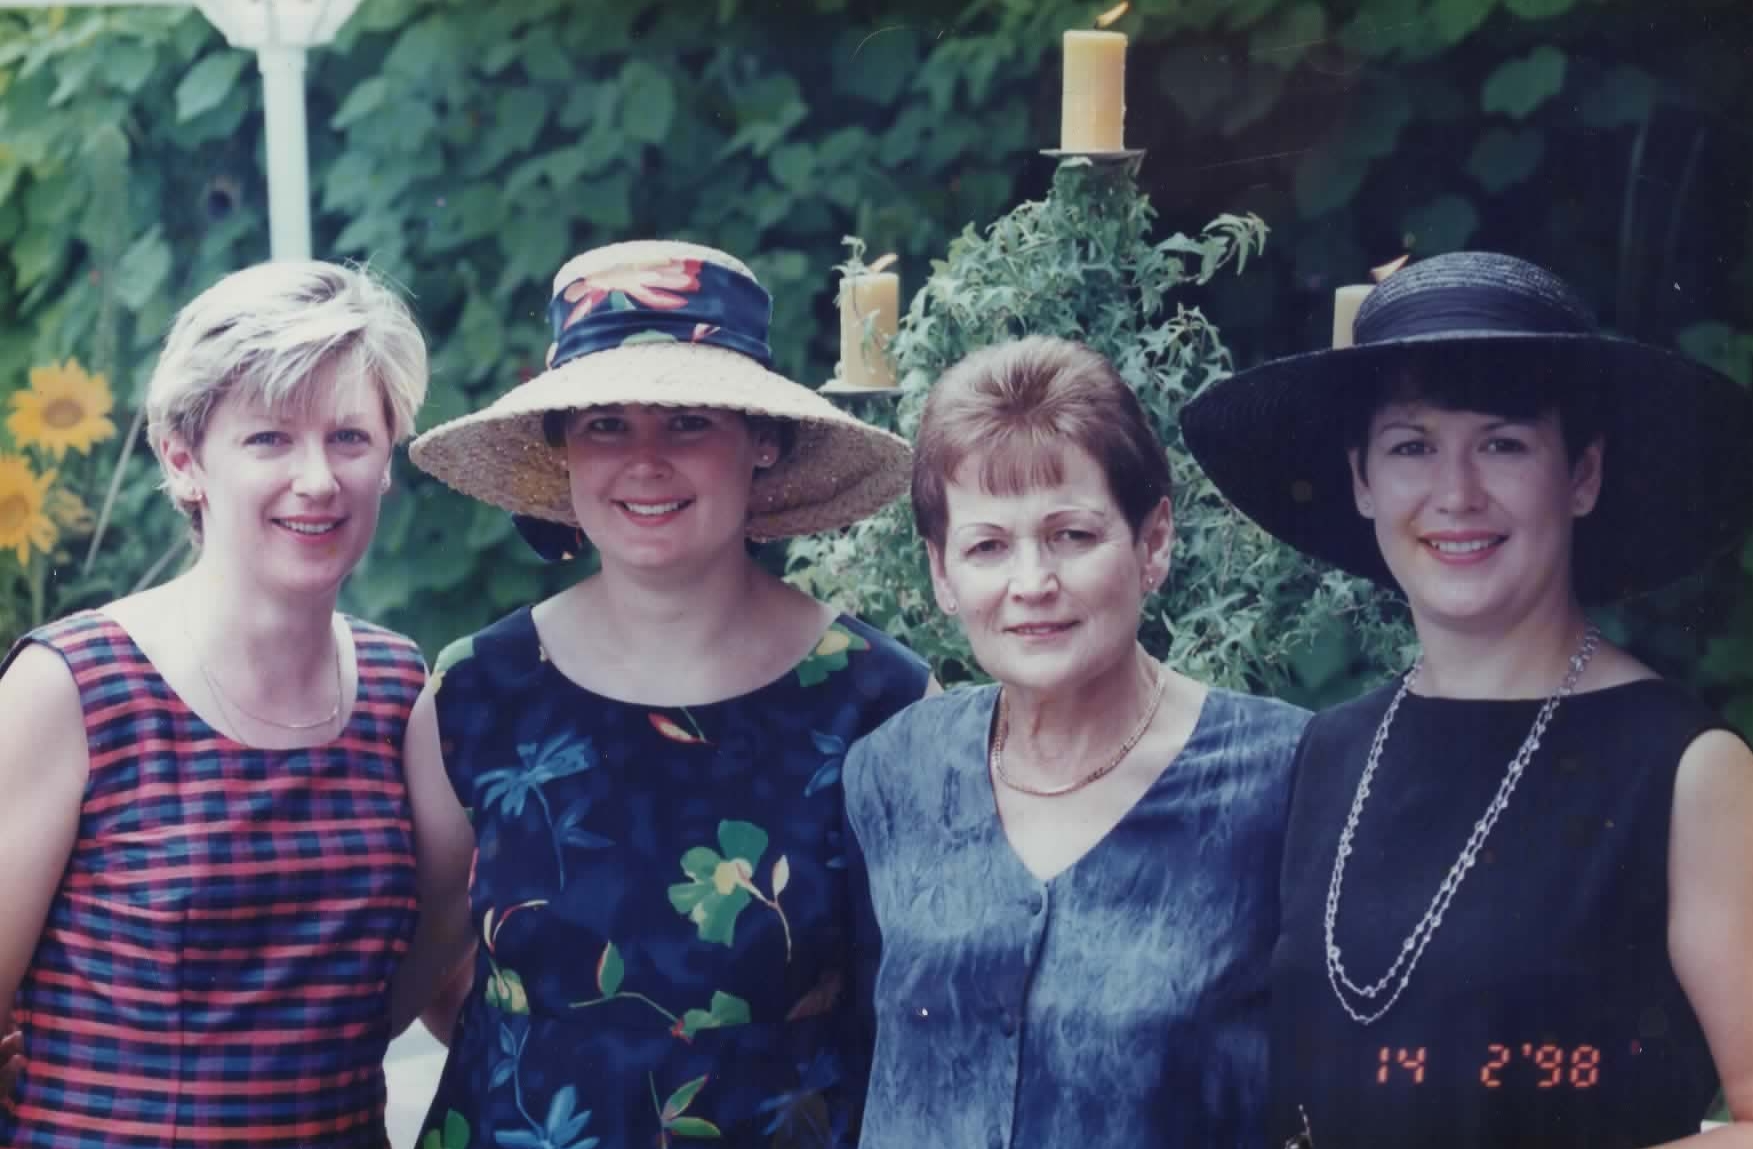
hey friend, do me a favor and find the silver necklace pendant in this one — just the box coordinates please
[1322,626,1601,1025]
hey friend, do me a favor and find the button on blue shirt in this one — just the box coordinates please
[845,684,1308,1149]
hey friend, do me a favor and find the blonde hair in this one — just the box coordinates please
[146,260,428,527]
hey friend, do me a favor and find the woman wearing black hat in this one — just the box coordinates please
[1182,251,1753,1148]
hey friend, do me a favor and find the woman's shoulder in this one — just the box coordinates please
[855,681,997,755]
[343,615,426,666]
[430,605,543,693]
[832,612,930,678]
[1203,686,1313,739]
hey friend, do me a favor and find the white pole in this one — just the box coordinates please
[256,43,310,261]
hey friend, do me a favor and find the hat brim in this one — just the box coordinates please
[410,342,912,540]
[1180,332,1753,603]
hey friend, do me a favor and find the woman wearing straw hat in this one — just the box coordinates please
[1181,251,1753,1148]
[0,261,431,1142]
[398,241,930,1148]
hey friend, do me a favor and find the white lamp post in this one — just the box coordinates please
[0,0,365,260]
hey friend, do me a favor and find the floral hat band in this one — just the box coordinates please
[408,239,913,549]
[543,257,775,374]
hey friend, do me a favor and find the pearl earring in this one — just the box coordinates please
[943,598,958,615]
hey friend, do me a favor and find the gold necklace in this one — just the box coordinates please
[191,619,345,733]
[990,650,1169,798]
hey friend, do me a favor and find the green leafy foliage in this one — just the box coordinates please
[2,0,1748,733]
[790,164,1411,694]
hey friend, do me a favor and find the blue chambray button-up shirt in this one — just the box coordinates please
[845,684,1308,1149]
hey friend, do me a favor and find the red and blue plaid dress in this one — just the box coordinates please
[0,611,424,1147]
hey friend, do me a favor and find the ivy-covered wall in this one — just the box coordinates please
[0,0,1747,727]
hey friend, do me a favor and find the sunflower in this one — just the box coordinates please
[0,453,59,566]
[7,359,117,457]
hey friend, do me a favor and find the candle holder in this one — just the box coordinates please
[818,379,903,400]
[1040,147,1147,176]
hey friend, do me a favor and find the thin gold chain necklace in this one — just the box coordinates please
[990,650,1168,798]
[189,618,345,733]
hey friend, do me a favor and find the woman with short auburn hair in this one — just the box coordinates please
[847,334,1309,1148]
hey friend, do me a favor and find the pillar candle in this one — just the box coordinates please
[1061,30,1127,152]
[838,272,900,390]
[1332,284,1374,349]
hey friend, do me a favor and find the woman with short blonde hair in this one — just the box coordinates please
[0,259,437,1145]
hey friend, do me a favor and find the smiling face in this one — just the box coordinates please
[563,403,776,573]
[1351,402,1603,635]
[163,358,395,599]
[928,443,1171,694]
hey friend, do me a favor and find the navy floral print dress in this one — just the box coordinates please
[418,606,927,1149]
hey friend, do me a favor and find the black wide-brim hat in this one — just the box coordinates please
[1180,252,1753,603]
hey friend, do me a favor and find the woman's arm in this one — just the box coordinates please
[387,685,478,1037]
[0,645,90,1095]
[1660,728,1753,1147]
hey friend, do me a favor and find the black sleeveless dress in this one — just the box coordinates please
[1269,678,1734,1148]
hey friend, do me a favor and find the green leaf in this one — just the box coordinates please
[596,940,625,997]
[174,50,249,123]
[1466,127,1546,193]
[106,39,158,95]
[332,76,389,130]
[112,227,173,311]
[575,171,632,229]
[662,1074,710,1119]
[441,1110,471,1149]
[1402,194,1480,254]
[322,150,377,211]
[834,25,918,105]
[668,1116,723,1138]
[1481,46,1567,120]
[456,291,506,369]
[620,59,676,144]
[687,887,749,947]
[1676,323,1753,387]
[521,35,572,84]
[383,15,461,84]
[717,820,767,865]
[425,185,506,252]
[486,559,543,606]
[769,143,815,193]
[491,87,550,159]
[707,991,750,1026]
[1432,0,1496,45]
[678,846,722,884]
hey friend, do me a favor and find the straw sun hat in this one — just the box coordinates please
[409,240,911,542]
[1180,251,1753,603]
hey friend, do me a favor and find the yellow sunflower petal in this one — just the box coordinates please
[0,453,58,566]
[10,359,117,458]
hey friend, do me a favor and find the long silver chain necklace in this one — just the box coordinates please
[1323,625,1601,1025]
[190,617,345,733]
[991,646,1168,798]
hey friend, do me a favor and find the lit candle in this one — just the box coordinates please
[1332,284,1373,349]
[1061,30,1127,152]
[838,269,900,390]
